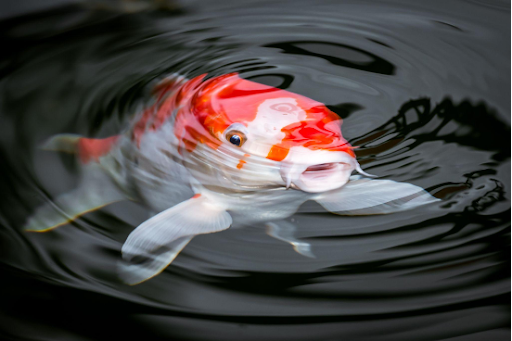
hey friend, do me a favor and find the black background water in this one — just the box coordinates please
[0,1,510,340]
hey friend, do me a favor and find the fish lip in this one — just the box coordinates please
[297,162,353,193]
[303,162,339,173]
[280,152,357,193]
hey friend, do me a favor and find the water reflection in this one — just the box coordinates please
[264,41,396,75]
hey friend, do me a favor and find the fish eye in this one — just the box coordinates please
[226,130,246,147]
[230,135,241,146]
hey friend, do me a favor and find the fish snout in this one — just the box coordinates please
[279,149,357,193]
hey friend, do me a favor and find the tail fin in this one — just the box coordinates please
[41,134,81,153]
[41,134,120,163]
[25,163,126,232]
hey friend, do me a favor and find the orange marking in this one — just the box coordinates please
[78,136,119,163]
[267,143,290,162]
[192,194,202,199]
[236,160,247,169]
[244,154,250,157]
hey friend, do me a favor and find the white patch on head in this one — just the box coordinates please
[243,98,306,156]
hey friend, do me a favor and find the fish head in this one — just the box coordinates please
[175,73,360,193]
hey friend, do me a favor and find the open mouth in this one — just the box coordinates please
[303,162,339,174]
[293,162,353,193]
[279,150,358,193]
[301,162,350,180]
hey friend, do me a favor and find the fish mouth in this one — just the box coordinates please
[303,162,340,174]
[280,158,356,193]
[297,162,353,193]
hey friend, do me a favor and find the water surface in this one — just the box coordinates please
[0,1,510,340]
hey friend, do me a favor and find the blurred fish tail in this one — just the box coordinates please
[41,134,81,153]
[42,134,120,164]
[24,162,126,232]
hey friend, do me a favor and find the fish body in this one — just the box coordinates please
[27,73,439,284]
[121,73,361,218]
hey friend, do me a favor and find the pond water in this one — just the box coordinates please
[0,1,510,340]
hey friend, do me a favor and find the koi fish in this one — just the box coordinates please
[25,73,439,284]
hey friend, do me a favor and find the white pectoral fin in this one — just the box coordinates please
[266,221,314,258]
[315,176,440,215]
[120,235,193,286]
[118,196,232,285]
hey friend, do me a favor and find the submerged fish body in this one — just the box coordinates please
[26,73,439,284]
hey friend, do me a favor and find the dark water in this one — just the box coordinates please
[0,1,510,340]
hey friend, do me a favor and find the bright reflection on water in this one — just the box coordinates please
[0,0,509,340]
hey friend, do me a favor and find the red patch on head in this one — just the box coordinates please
[137,72,356,158]
[266,103,354,161]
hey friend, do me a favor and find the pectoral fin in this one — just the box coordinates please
[315,176,440,215]
[118,195,232,285]
[266,221,314,258]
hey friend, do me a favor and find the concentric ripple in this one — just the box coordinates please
[0,0,509,340]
